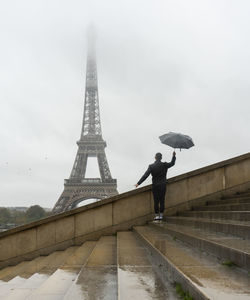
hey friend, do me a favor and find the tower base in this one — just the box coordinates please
[52,179,118,213]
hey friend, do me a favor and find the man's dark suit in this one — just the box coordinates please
[137,155,176,213]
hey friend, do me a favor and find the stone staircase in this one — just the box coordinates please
[0,233,176,299]
[0,189,250,299]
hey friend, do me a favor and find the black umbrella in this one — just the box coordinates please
[159,132,194,151]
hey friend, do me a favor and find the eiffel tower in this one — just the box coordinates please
[53,28,118,213]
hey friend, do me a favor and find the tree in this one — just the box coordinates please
[0,208,11,224]
[26,205,46,222]
[12,210,27,225]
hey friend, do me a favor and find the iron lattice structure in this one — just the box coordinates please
[53,29,118,213]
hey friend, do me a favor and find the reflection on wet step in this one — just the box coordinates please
[64,267,117,300]
[135,225,250,300]
[118,266,171,299]
[13,242,97,300]
[117,231,176,299]
[64,236,118,300]
[201,283,250,300]
[0,276,26,298]
[3,273,49,300]
[25,269,78,300]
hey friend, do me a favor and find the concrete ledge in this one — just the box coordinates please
[0,152,249,268]
[134,226,209,300]
[180,210,250,221]
[166,153,250,212]
[151,223,250,271]
[167,152,250,184]
[165,181,250,216]
[165,217,250,239]
[1,152,249,239]
[0,213,153,269]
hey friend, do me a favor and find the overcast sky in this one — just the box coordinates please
[0,0,250,208]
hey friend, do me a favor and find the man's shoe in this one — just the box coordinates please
[159,213,164,221]
[154,214,160,221]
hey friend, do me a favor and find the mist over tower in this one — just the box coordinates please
[53,27,118,213]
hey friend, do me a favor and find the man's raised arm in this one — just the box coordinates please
[167,151,176,168]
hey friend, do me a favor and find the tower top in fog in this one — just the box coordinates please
[52,28,118,214]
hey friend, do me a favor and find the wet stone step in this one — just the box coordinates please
[6,248,77,300]
[26,269,78,300]
[0,261,29,282]
[0,253,67,299]
[222,192,250,200]
[3,273,49,300]
[117,231,176,299]
[179,211,250,222]
[0,276,27,299]
[19,248,77,280]
[150,222,250,271]
[193,203,250,211]
[134,225,250,300]
[64,236,117,300]
[207,197,250,206]
[6,242,96,300]
[165,216,250,239]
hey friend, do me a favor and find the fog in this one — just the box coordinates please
[0,0,250,208]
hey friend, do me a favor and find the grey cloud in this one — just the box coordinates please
[0,0,250,207]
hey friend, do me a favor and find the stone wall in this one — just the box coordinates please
[0,152,249,268]
[165,152,250,214]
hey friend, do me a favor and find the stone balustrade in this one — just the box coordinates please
[0,152,249,269]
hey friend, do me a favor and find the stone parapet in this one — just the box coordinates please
[0,152,249,269]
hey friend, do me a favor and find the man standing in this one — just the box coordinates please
[135,151,176,221]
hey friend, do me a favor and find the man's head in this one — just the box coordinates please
[155,152,162,161]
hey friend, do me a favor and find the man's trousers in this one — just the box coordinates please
[152,184,166,214]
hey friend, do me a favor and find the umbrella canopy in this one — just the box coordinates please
[159,132,194,150]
